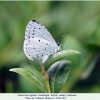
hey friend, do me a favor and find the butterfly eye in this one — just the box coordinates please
[57,42,61,47]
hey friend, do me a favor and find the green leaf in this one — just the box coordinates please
[81,54,98,80]
[48,60,71,93]
[46,50,80,66]
[9,68,46,93]
[86,40,100,52]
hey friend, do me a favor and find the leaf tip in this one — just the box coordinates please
[76,51,81,54]
[9,68,13,72]
[9,68,17,72]
[71,50,81,54]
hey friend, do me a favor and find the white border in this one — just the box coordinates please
[0,93,100,100]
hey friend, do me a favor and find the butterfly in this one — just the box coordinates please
[23,20,61,63]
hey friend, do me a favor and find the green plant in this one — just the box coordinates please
[9,50,80,93]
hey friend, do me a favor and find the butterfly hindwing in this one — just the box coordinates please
[24,37,55,63]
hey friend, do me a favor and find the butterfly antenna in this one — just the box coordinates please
[57,33,66,43]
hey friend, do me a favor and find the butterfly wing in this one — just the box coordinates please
[24,37,55,63]
[24,20,60,63]
[25,20,56,45]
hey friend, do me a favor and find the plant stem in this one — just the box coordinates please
[41,64,51,93]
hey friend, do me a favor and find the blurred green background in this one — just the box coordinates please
[0,1,100,93]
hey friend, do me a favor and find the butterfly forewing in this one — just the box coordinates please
[25,20,56,44]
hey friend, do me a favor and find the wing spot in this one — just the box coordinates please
[39,28,41,29]
[32,36,34,38]
[32,57,35,60]
[34,27,36,29]
[32,20,36,22]
[39,40,40,42]
[32,33,35,35]
[45,49,46,50]
[36,54,38,57]
[37,22,39,24]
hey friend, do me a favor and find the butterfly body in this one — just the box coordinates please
[24,20,61,63]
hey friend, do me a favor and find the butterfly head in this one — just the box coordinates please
[57,42,61,47]
[56,42,61,51]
